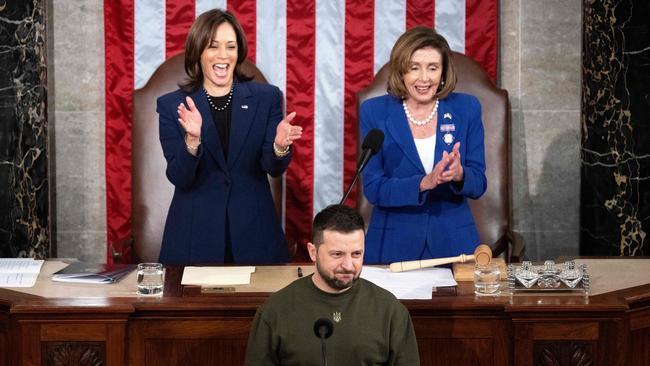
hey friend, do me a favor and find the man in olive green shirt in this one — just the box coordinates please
[245,205,420,365]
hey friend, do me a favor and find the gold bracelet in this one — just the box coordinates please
[273,143,290,157]
[185,134,200,151]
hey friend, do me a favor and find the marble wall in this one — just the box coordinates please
[0,0,49,258]
[47,1,583,262]
[48,1,106,262]
[501,0,583,260]
[581,0,649,256]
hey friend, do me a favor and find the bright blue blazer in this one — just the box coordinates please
[360,93,487,264]
[157,81,290,264]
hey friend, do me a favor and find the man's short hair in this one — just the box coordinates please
[311,205,365,247]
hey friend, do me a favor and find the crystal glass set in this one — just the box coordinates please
[507,260,589,293]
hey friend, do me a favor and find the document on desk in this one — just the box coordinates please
[0,258,45,287]
[361,267,457,300]
[181,266,256,286]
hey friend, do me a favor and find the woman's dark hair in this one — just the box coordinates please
[387,26,457,100]
[181,9,252,92]
[311,205,365,247]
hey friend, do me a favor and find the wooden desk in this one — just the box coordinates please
[1,260,649,365]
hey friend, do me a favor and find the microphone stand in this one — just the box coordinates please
[340,169,362,205]
[313,318,333,366]
[320,336,328,366]
[340,150,372,205]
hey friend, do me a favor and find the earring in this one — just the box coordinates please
[441,80,445,86]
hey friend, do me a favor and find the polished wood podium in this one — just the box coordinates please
[1,259,649,365]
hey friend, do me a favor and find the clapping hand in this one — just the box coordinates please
[274,112,303,149]
[439,142,463,183]
[419,142,463,191]
[177,96,202,140]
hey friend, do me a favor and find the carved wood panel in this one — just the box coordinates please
[144,339,247,365]
[534,341,594,366]
[42,341,105,366]
[417,339,494,366]
[629,328,650,366]
[0,319,8,366]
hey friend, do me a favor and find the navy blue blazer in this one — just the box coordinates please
[360,93,487,264]
[157,81,290,264]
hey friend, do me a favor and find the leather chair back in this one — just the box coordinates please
[357,52,515,258]
[131,55,281,262]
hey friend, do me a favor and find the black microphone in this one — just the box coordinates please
[340,129,384,205]
[313,318,334,366]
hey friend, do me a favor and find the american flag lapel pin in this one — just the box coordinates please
[241,105,248,109]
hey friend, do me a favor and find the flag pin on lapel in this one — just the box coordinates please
[241,105,248,109]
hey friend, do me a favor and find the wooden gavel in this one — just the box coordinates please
[389,244,492,273]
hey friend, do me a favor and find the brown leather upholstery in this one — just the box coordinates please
[129,55,282,262]
[356,52,524,261]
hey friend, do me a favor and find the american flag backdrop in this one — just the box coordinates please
[104,0,498,262]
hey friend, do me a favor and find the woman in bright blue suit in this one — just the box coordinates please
[157,10,302,264]
[360,27,487,264]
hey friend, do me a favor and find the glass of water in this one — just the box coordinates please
[474,262,501,296]
[137,263,164,296]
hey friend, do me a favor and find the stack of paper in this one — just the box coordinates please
[361,266,457,300]
[0,258,45,288]
[181,266,256,286]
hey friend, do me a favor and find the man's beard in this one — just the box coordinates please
[316,261,359,291]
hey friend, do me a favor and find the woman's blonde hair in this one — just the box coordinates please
[387,26,457,100]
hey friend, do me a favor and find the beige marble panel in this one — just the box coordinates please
[520,0,581,110]
[51,1,106,261]
[510,110,534,231]
[51,0,105,112]
[54,111,105,179]
[499,0,521,110]
[56,231,107,263]
[522,230,580,263]
[516,110,580,260]
[54,111,105,258]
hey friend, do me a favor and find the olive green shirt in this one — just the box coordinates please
[245,275,420,365]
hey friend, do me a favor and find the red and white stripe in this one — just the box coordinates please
[104,0,498,262]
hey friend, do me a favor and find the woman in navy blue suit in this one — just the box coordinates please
[157,10,302,264]
[360,27,487,264]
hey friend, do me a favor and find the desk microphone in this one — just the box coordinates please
[340,129,384,205]
[313,318,334,366]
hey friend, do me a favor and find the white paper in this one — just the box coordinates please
[361,266,457,300]
[0,258,44,273]
[181,266,256,286]
[0,258,44,287]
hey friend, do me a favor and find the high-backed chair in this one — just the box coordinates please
[356,52,524,261]
[119,54,283,263]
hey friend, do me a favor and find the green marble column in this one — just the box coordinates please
[581,0,649,256]
[0,0,49,258]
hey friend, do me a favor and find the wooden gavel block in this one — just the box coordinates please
[389,244,492,273]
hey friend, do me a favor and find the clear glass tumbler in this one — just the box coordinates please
[137,263,164,296]
[474,262,501,296]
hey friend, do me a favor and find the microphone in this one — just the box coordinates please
[313,318,334,366]
[340,129,384,205]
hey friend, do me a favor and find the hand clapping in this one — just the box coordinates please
[177,96,202,139]
[274,112,303,149]
[419,142,463,191]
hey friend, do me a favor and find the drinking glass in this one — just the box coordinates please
[137,263,164,296]
[474,262,501,296]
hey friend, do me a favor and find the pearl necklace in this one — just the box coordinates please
[403,99,439,126]
[204,86,234,111]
